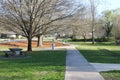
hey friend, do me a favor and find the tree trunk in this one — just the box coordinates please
[72,29,77,41]
[92,30,95,44]
[83,36,86,42]
[115,37,120,45]
[90,0,95,45]
[82,33,86,42]
[27,37,32,51]
[91,16,95,44]
[37,34,43,47]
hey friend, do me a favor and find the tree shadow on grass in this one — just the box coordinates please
[0,50,66,70]
[0,50,66,80]
[70,41,117,46]
[79,49,120,63]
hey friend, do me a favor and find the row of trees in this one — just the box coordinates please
[70,8,120,44]
[63,0,120,45]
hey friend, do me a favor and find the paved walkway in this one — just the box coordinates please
[65,45,105,80]
[91,63,120,72]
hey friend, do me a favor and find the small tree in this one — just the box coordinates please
[101,10,114,40]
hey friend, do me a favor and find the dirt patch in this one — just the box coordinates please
[0,40,68,48]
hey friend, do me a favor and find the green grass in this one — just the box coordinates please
[0,50,66,80]
[100,70,120,80]
[69,41,120,63]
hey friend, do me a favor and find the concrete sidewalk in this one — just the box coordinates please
[91,63,120,72]
[65,45,105,80]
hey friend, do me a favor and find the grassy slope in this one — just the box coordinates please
[0,50,66,80]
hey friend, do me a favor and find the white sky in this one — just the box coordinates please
[76,0,120,14]
[99,0,120,13]
[105,0,120,10]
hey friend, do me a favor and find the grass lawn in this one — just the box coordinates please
[69,42,120,63]
[0,50,66,80]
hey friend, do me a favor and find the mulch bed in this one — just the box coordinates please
[0,40,68,48]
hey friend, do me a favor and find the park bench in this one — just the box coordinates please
[4,51,15,57]
[4,51,27,57]
[4,48,27,57]
[20,51,27,56]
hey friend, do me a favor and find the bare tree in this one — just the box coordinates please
[0,0,76,51]
[67,6,87,41]
[35,0,83,47]
[89,0,99,44]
